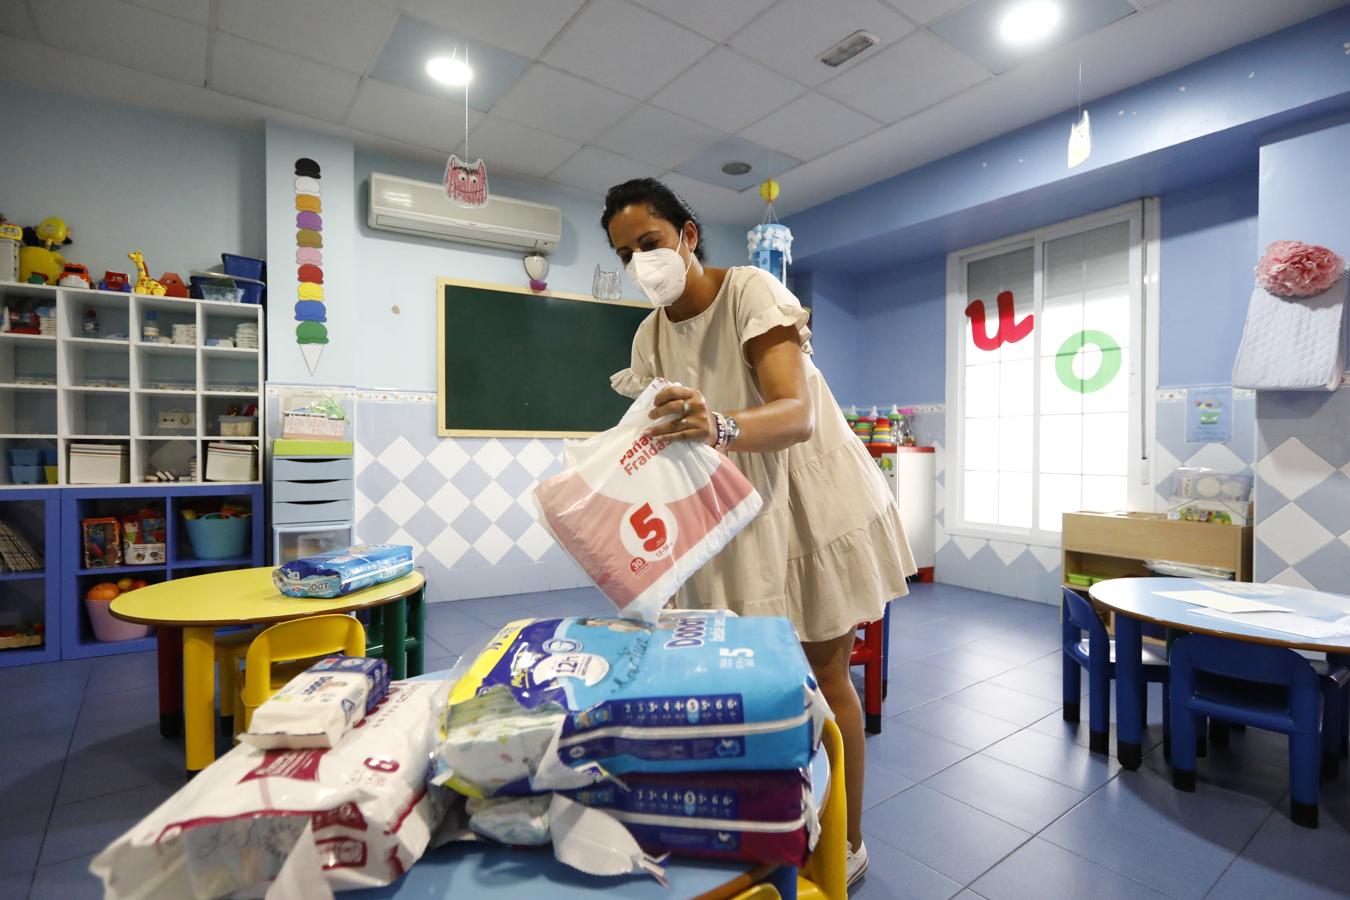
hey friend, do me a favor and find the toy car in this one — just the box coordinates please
[58,263,91,288]
[99,270,131,292]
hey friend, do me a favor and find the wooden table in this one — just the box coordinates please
[110,567,426,773]
[1089,577,1350,769]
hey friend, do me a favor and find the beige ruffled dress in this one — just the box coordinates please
[611,266,915,643]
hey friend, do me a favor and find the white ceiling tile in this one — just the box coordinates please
[211,32,360,123]
[740,91,882,161]
[658,172,764,232]
[399,0,585,58]
[124,0,210,24]
[458,115,583,180]
[629,0,777,41]
[729,0,915,86]
[543,0,713,100]
[881,0,970,24]
[217,0,395,74]
[820,30,989,122]
[0,2,39,40]
[347,78,483,151]
[547,145,661,197]
[650,48,805,134]
[31,0,207,85]
[490,64,637,144]
[593,104,725,169]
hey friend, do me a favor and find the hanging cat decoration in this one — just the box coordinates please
[444,154,488,208]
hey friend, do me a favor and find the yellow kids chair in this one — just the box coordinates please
[733,718,848,900]
[236,614,366,732]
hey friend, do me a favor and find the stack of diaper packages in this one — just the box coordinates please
[91,672,448,900]
[431,610,830,882]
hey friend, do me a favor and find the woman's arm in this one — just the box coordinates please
[645,324,814,452]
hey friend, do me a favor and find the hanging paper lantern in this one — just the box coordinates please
[748,223,793,283]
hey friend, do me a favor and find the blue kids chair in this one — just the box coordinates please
[1061,587,1171,755]
[1169,634,1349,829]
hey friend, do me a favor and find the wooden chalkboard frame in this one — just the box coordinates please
[436,277,650,439]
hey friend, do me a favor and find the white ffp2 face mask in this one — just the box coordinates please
[625,232,693,308]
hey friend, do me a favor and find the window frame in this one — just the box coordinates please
[943,199,1160,548]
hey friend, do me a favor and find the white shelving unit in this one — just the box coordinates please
[0,282,263,487]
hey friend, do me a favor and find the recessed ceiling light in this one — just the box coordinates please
[819,30,878,67]
[721,161,752,176]
[998,0,1061,46]
[425,55,472,87]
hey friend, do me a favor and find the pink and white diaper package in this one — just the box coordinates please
[532,379,762,621]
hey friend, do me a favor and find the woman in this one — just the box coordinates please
[603,178,916,885]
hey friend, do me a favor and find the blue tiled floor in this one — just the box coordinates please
[4,581,1349,899]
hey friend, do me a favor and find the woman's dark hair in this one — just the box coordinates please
[601,178,706,262]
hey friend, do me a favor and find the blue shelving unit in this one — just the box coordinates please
[0,488,62,667]
[59,483,265,660]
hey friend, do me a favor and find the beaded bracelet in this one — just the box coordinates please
[713,412,740,451]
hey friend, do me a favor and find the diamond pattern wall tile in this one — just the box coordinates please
[427,529,469,569]
[1258,437,1336,501]
[473,482,515,522]
[473,525,514,564]
[403,506,448,549]
[388,528,424,559]
[1291,539,1350,592]
[1252,537,1286,584]
[427,482,470,525]
[493,460,535,498]
[495,505,535,542]
[403,459,449,499]
[1293,472,1350,537]
[1269,566,1316,589]
[1185,443,1247,472]
[380,482,425,527]
[451,506,492,543]
[518,440,558,477]
[518,522,554,562]
[427,440,471,479]
[473,440,514,478]
[378,436,425,480]
[357,459,398,505]
[450,462,492,500]
[1259,503,1334,567]
[1253,474,1289,523]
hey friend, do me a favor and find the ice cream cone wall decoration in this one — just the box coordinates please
[293,157,328,375]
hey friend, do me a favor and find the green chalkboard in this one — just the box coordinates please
[437,278,651,437]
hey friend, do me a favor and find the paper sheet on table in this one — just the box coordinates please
[1188,608,1350,639]
[1158,590,1292,614]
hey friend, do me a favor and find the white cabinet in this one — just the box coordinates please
[876,447,936,578]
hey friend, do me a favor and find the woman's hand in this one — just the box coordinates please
[645,384,716,445]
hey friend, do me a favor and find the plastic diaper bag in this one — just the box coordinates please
[91,681,446,899]
[272,544,414,599]
[432,610,828,797]
[532,379,762,622]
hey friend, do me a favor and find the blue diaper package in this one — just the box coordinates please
[272,543,414,598]
[434,611,827,796]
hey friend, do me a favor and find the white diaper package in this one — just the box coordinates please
[241,656,391,750]
[533,379,762,622]
[91,681,446,899]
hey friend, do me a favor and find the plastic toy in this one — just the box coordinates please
[81,517,122,568]
[19,216,72,284]
[159,272,188,298]
[0,216,21,283]
[99,271,131,292]
[128,250,165,296]
[58,263,91,288]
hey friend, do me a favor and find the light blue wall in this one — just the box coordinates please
[350,150,749,392]
[795,270,862,404]
[1257,115,1350,252]
[1158,171,1258,387]
[849,256,948,408]
[0,84,265,281]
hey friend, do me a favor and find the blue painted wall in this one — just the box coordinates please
[1257,115,1350,252]
[848,256,948,407]
[797,270,863,404]
[0,84,265,281]
[1158,170,1259,387]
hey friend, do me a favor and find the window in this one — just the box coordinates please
[944,201,1158,545]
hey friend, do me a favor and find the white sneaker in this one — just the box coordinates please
[846,840,869,887]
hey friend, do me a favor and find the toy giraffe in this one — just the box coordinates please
[128,250,166,296]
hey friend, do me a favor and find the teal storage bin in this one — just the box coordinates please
[184,514,250,559]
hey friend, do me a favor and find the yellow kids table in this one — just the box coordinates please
[110,566,426,773]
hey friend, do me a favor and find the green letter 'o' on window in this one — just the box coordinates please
[1056,330,1121,393]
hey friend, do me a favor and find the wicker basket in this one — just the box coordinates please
[282,412,346,440]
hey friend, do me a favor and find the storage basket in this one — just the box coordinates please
[86,598,152,642]
[184,513,250,559]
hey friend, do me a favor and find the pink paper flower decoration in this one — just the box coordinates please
[1254,240,1345,298]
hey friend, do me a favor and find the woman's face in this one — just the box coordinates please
[607,203,693,267]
